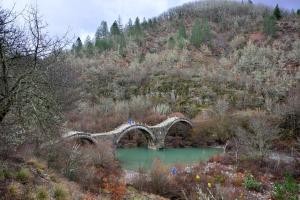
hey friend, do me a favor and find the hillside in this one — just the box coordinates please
[1,1,300,200]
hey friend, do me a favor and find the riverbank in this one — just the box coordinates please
[126,152,300,200]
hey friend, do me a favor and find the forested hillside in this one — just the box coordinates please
[1,1,299,199]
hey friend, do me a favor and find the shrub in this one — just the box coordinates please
[235,42,279,74]
[54,185,69,200]
[102,175,126,200]
[7,182,23,199]
[152,104,171,115]
[36,187,49,200]
[149,159,170,195]
[16,168,31,183]
[0,169,4,180]
[230,35,246,49]
[235,113,280,160]
[243,174,262,192]
[263,15,277,37]
[272,174,299,200]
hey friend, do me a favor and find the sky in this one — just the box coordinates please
[1,0,300,41]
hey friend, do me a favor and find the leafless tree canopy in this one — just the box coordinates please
[0,6,69,152]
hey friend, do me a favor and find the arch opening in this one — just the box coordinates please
[164,120,193,148]
[116,127,155,148]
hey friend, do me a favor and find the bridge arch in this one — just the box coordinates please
[64,132,98,145]
[163,118,193,147]
[165,118,193,135]
[115,125,156,145]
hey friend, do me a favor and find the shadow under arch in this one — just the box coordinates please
[115,125,156,147]
[164,118,193,146]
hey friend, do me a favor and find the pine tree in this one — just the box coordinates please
[247,0,253,4]
[110,20,120,35]
[273,4,282,20]
[141,17,148,29]
[84,35,94,56]
[118,33,126,56]
[134,17,142,35]
[74,37,83,56]
[117,15,123,32]
[190,19,202,48]
[202,19,212,43]
[190,19,212,48]
[263,15,277,37]
[95,38,112,52]
[297,9,300,16]
[178,19,187,39]
[95,21,109,40]
[148,19,153,28]
[126,18,134,35]
[168,36,176,49]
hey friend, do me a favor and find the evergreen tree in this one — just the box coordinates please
[148,19,153,28]
[134,17,142,35]
[273,4,282,20]
[84,35,94,56]
[247,0,253,4]
[126,18,134,35]
[110,20,120,35]
[297,9,300,16]
[178,19,187,39]
[74,37,83,56]
[118,33,126,56]
[117,15,123,32]
[95,21,109,40]
[95,38,113,52]
[168,36,176,49]
[190,19,212,48]
[190,19,202,48]
[202,19,212,43]
[141,17,148,29]
[263,15,277,37]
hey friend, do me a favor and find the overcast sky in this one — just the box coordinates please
[1,0,300,41]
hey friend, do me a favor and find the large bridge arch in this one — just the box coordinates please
[165,118,193,135]
[115,125,156,145]
[162,118,193,147]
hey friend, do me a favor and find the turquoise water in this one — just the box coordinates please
[116,147,222,171]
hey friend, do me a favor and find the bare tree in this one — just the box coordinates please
[0,6,68,152]
[235,114,280,161]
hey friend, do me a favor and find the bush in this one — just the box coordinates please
[263,15,277,37]
[230,35,246,49]
[0,169,4,180]
[272,174,299,200]
[36,187,49,200]
[54,185,69,200]
[235,42,279,74]
[243,174,262,192]
[16,168,31,183]
[149,159,170,195]
[7,182,23,199]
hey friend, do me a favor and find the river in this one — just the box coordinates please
[116,147,222,171]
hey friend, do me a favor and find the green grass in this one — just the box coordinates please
[36,187,49,200]
[54,185,68,200]
[16,168,31,183]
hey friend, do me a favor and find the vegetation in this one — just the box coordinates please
[1,0,300,199]
[273,4,282,20]
[273,174,299,200]
[243,174,262,192]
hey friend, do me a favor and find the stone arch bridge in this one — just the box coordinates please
[63,117,192,150]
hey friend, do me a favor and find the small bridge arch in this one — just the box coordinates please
[63,131,98,145]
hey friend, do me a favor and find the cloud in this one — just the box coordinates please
[1,0,300,41]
